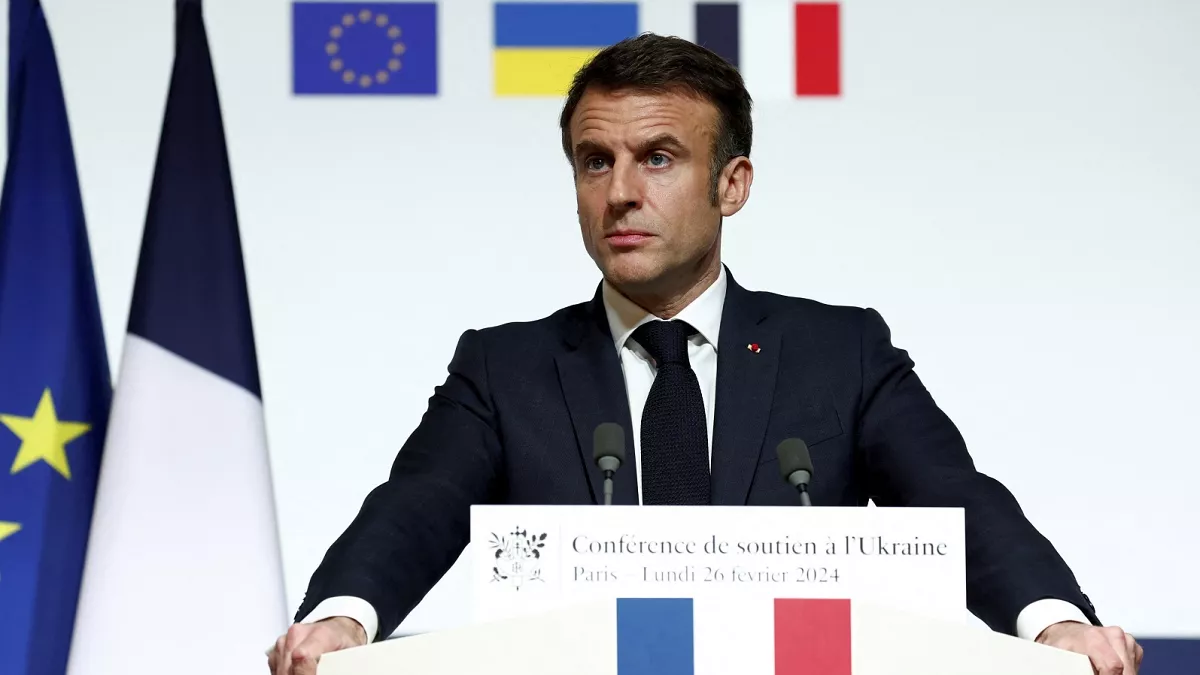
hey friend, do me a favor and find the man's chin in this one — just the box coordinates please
[603,275,675,304]
[600,256,663,289]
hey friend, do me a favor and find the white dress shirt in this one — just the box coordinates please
[300,265,1089,642]
[601,264,727,502]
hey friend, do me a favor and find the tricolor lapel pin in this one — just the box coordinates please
[748,343,761,354]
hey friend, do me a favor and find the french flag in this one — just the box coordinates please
[685,1,842,100]
[618,597,850,675]
[65,3,287,674]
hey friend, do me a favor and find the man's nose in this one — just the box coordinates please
[606,160,643,211]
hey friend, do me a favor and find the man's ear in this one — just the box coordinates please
[717,156,753,217]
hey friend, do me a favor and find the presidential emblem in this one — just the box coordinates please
[490,527,546,590]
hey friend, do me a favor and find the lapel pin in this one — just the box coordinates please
[748,343,761,353]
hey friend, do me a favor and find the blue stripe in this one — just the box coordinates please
[127,1,261,397]
[695,3,739,68]
[617,598,694,675]
[1139,638,1200,675]
[494,2,638,47]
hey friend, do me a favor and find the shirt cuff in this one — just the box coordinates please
[299,596,380,644]
[1015,598,1091,641]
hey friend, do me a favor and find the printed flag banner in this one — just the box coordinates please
[0,1,111,673]
[64,2,287,674]
[616,598,851,675]
[692,1,842,100]
[494,2,639,96]
[293,2,438,95]
[614,597,1196,674]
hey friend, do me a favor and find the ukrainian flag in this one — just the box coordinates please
[494,2,639,96]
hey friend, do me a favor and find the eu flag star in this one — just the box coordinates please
[1,388,91,479]
[0,521,19,544]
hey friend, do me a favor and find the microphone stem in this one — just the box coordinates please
[799,488,811,507]
[603,470,614,506]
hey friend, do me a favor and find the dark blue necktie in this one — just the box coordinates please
[632,319,711,505]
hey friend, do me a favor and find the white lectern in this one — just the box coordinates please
[316,505,1092,674]
[318,597,1090,674]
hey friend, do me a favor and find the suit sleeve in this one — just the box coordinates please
[293,328,504,640]
[856,308,1100,635]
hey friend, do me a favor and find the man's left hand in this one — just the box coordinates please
[1037,621,1143,674]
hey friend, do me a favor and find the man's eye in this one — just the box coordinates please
[647,153,670,167]
[585,157,607,171]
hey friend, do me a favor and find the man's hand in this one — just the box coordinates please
[1037,621,1143,675]
[267,617,368,675]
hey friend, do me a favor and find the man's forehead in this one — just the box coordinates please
[575,86,713,117]
[570,88,717,144]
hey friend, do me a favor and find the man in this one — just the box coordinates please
[269,34,1142,675]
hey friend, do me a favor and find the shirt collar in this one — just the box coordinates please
[601,265,727,353]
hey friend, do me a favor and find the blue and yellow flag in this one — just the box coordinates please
[0,1,112,673]
[494,2,639,96]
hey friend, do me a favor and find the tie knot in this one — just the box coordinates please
[632,320,695,366]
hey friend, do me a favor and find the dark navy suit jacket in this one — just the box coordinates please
[297,269,1099,640]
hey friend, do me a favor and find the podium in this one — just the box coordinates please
[317,597,1091,674]
[316,505,1093,674]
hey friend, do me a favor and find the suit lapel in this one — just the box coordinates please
[555,289,639,505]
[711,274,780,505]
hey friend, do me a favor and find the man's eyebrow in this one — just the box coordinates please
[572,139,608,159]
[636,133,686,154]
[572,133,688,160]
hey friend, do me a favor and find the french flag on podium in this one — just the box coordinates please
[617,597,850,675]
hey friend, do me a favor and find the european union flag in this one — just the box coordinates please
[0,1,112,673]
[293,2,438,95]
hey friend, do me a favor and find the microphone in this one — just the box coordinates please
[593,422,626,506]
[776,438,814,506]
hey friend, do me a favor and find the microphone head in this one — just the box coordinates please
[593,422,626,473]
[776,438,814,487]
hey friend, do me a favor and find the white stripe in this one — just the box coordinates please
[640,0,694,41]
[742,0,796,101]
[694,595,774,675]
[66,335,287,675]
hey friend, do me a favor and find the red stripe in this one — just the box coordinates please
[774,598,851,675]
[794,3,841,96]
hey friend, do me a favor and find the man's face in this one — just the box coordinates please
[569,87,739,295]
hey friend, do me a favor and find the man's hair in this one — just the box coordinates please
[558,33,753,201]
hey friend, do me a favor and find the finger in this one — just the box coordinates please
[281,624,312,675]
[1114,639,1136,675]
[271,635,287,675]
[284,624,308,653]
[1123,633,1138,659]
[1106,628,1136,675]
[1088,639,1125,675]
[1134,642,1144,668]
[292,650,317,675]
[291,636,327,675]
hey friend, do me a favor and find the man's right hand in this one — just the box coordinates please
[267,617,368,675]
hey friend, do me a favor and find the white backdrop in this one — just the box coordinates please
[4,0,1197,638]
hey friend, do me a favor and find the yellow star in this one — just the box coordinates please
[0,522,19,543]
[1,389,91,479]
